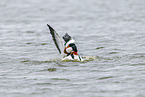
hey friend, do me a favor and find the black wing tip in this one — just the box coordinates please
[47,24,53,30]
[47,24,50,27]
[47,24,55,32]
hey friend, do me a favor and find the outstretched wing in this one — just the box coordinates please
[47,24,64,54]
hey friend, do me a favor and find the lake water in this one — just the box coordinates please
[0,0,145,97]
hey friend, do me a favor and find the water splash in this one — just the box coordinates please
[61,56,97,62]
